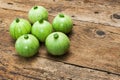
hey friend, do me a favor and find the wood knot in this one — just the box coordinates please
[7,2,13,5]
[71,15,75,17]
[96,30,105,36]
[95,30,106,38]
[94,11,99,14]
[0,20,2,23]
[112,13,120,19]
[73,23,76,26]
[111,12,120,23]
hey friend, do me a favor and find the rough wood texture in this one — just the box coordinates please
[0,51,119,80]
[1,0,120,27]
[0,0,120,79]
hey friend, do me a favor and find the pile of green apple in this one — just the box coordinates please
[9,6,73,57]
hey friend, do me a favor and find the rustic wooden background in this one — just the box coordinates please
[0,0,120,80]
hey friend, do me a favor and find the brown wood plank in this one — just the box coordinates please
[0,8,119,79]
[0,51,120,80]
[0,4,120,76]
[0,0,120,27]
[0,6,120,78]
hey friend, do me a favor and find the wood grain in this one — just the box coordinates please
[0,0,120,27]
[0,0,120,79]
[0,51,119,80]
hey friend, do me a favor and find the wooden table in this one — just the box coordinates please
[0,0,120,80]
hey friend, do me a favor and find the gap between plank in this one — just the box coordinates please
[39,55,120,76]
[0,7,120,76]
[0,7,120,29]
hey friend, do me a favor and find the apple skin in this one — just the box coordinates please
[52,13,73,34]
[31,20,53,42]
[28,6,48,24]
[15,34,40,57]
[45,32,70,56]
[9,18,31,40]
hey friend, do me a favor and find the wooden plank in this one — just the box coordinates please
[0,5,120,76]
[0,8,119,79]
[0,51,120,80]
[0,0,120,27]
[41,20,120,75]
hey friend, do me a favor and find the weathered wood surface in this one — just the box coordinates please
[0,51,120,80]
[1,0,120,27]
[0,0,120,79]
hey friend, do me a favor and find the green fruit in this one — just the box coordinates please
[52,13,73,34]
[15,34,40,57]
[32,19,53,42]
[45,32,70,56]
[28,6,48,24]
[9,18,31,40]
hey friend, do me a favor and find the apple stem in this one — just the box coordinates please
[59,13,64,18]
[16,18,20,23]
[34,6,38,10]
[39,19,44,23]
[24,34,29,39]
[54,33,59,39]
